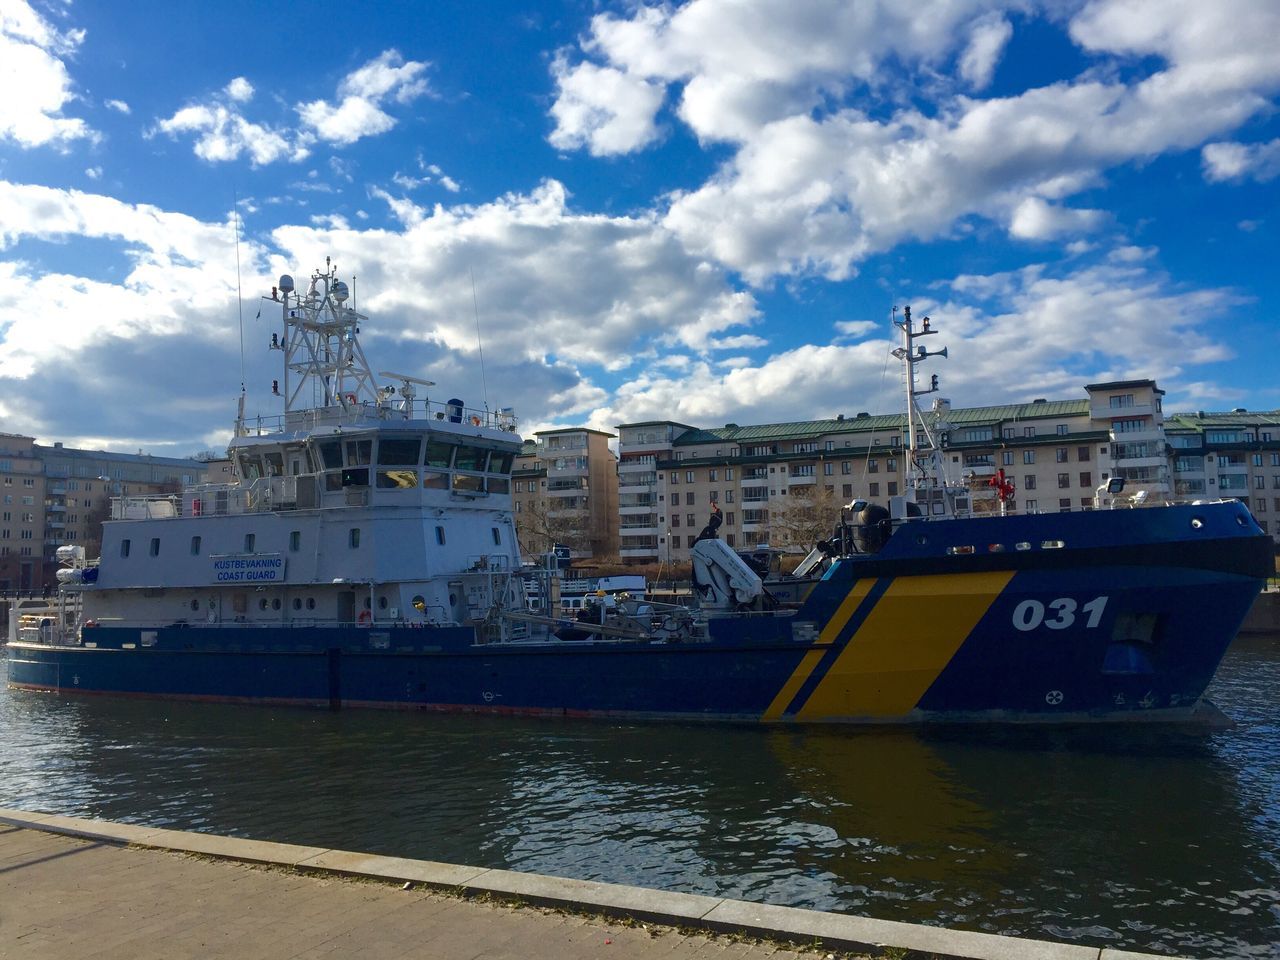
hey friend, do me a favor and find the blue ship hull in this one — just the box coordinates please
[8,502,1271,723]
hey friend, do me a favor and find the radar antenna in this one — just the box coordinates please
[269,259,379,412]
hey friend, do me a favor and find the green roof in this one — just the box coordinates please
[668,399,1091,447]
[1167,410,1280,429]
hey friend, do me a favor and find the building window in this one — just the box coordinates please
[670,473,679,484]
[671,515,680,528]
[869,482,880,497]
[1057,473,1070,489]
[725,468,734,480]
[725,490,734,503]
[1026,499,1038,512]
[121,539,131,557]
[1080,472,1092,487]
[842,484,853,498]
[725,512,735,526]
[708,469,718,481]
[1057,424,1068,435]
[1256,498,1268,513]
[841,461,851,475]
[685,470,695,483]
[687,513,696,526]
[1023,451,1036,464]
[190,536,201,555]
[1056,448,1068,462]
[1253,454,1264,467]
[823,463,833,476]
[244,533,255,552]
[686,492,695,505]
[1109,394,1135,408]
[1256,475,1266,489]
[1025,475,1037,490]
[1059,498,1072,510]
[868,459,879,473]
[887,458,898,473]
[1024,426,1035,437]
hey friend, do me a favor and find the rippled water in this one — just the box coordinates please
[2,638,1278,958]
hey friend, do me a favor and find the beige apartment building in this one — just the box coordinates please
[511,427,619,559]
[1,435,211,593]
[617,379,1180,563]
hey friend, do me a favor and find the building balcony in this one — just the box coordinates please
[45,502,67,512]
[618,503,655,515]
[1090,401,1158,420]
[1112,454,1167,469]
[620,524,658,535]
[787,473,817,485]
[619,547,659,559]
[1108,426,1162,444]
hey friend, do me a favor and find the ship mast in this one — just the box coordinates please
[272,258,379,414]
[892,305,954,514]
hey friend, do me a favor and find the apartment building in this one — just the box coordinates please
[0,435,210,593]
[511,428,619,559]
[0,434,47,592]
[1165,410,1280,542]
[617,379,1174,564]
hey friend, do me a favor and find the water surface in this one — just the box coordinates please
[2,638,1277,957]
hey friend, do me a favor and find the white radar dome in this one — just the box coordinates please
[332,280,349,303]
[278,274,295,293]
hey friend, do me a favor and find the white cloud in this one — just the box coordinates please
[156,103,305,166]
[959,14,1013,90]
[834,320,880,338]
[1202,138,1280,183]
[1009,197,1106,240]
[84,165,101,180]
[225,77,254,102]
[104,99,130,115]
[551,0,1280,284]
[0,0,95,149]
[548,56,666,156]
[296,50,429,146]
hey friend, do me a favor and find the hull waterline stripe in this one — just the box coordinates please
[769,577,887,720]
[796,570,1016,719]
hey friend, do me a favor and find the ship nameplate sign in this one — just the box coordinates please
[210,553,286,583]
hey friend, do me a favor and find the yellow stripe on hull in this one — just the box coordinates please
[795,570,1015,720]
[762,578,878,720]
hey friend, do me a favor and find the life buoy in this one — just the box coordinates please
[357,609,371,626]
[191,498,202,517]
[345,393,358,406]
[470,415,482,427]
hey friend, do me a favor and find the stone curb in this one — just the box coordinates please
[0,808,1191,960]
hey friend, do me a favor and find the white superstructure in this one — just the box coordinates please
[69,262,527,636]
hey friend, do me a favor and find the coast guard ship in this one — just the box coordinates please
[7,265,1272,722]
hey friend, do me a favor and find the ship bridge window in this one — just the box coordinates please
[378,436,421,465]
[191,535,201,555]
[346,439,372,466]
[263,452,284,477]
[454,446,489,471]
[489,452,514,475]
[341,467,369,487]
[422,471,449,490]
[453,474,485,493]
[487,477,510,494]
[317,441,343,470]
[240,457,264,482]
[149,537,160,557]
[425,440,455,468]
[377,469,419,489]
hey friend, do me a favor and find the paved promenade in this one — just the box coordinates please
[0,809,1178,960]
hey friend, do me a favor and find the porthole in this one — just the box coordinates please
[378,596,388,609]
[258,598,269,610]
[363,596,372,610]
[292,598,302,611]
[915,534,928,545]
[190,599,200,611]
[306,597,316,610]
[1191,517,1204,529]
[271,598,281,611]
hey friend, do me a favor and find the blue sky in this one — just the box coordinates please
[1,0,1278,455]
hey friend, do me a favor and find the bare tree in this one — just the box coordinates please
[515,498,591,558]
[769,482,845,550]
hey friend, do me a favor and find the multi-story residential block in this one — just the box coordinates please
[0,434,47,592]
[511,428,618,559]
[1165,409,1280,544]
[616,379,1182,564]
[1,435,211,593]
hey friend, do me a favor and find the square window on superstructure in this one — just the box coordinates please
[190,536,201,555]
[244,533,255,552]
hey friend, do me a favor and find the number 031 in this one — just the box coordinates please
[1011,596,1108,632]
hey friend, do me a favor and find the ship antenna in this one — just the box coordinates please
[233,189,247,434]
[470,267,490,412]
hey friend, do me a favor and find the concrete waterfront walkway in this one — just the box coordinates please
[0,809,1178,960]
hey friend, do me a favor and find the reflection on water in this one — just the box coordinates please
[2,639,1278,958]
